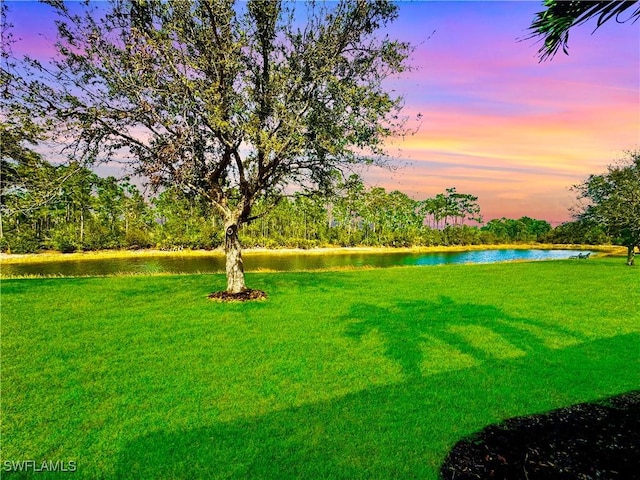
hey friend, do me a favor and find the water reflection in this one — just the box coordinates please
[1,249,591,277]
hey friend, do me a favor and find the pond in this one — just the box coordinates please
[1,249,591,277]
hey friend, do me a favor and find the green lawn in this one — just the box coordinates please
[1,257,639,479]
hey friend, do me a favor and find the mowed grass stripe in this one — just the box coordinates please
[1,257,638,479]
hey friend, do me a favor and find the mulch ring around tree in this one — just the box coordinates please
[440,391,640,480]
[208,289,267,302]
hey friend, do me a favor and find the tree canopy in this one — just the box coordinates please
[526,0,640,61]
[7,0,414,295]
[573,150,640,265]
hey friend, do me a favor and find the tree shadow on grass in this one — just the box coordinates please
[109,330,640,480]
[343,296,588,379]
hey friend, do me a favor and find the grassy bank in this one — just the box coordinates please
[0,243,626,265]
[2,258,639,479]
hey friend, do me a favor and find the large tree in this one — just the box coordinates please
[10,0,412,296]
[526,0,640,61]
[573,151,640,266]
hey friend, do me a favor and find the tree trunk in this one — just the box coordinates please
[627,245,636,266]
[225,222,246,293]
[80,211,84,243]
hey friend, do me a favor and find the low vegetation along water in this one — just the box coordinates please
[2,249,591,277]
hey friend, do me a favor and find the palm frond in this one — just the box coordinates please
[525,0,640,61]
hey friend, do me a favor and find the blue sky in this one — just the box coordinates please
[5,1,640,223]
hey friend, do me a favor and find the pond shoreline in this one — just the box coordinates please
[0,244,626,265]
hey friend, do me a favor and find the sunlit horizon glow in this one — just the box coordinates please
[376,2,639,224]
[5,1,640,225]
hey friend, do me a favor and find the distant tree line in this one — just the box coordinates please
[0,159,617,254]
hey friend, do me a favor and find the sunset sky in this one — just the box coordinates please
[5,1,640,224]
